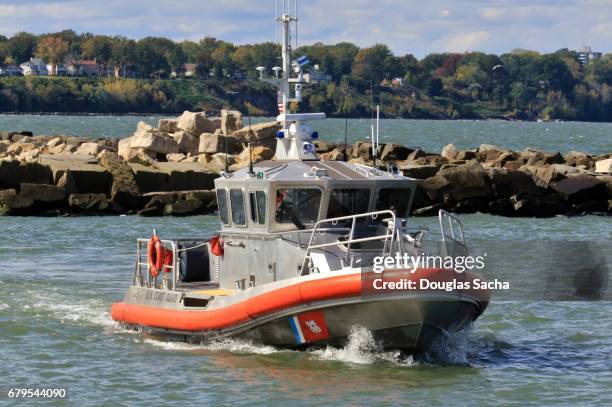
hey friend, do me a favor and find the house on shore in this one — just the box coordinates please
[20,58,48,76]
[577,45,603,65]
[0,65,23,76]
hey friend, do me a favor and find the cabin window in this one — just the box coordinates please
[275,188,322,228]
[327,188,370,218]
[375,188,412,217]
[249,191,267,225]
[230,189,246,226]
[216,189,229,225]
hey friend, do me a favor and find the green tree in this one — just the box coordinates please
[7,32,37,64]
[351,44,394,82]
[35,36,69,75]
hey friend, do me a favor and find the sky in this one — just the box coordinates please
[0,0,610,58]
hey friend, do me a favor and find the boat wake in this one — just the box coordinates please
[25,290,117,329]
[310,326,415,366]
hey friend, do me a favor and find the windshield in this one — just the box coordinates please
[327,188,370,218]
[375,188,412,217]
[275,188,322,227]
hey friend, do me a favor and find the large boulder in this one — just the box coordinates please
[118,136,134,160]
[233,121,281,149]
[238,146,275,164]
[380,143,412,161]
[519,148,564,166]
[595,158,612,174]
[0,160,53,189]
[177,111,217,136]
[128,164,170,193]
[510,193,570,218]
[0,189,33,213]
[417,176,453,203]
[19,183,65,202]
[129,162,217,193]
[441,144,458,161]
[221,109,243,135]
[39,154,110,194]
[75,142,101,156]
[319,148,346,161]
[98,150,141,210]
[0,140,10,155]
[487,168,543,198]
[550,174,608,204]
[171,131,199,155]
[68,193,109,212]
[163,199,203,216]
[437,160,491,202]
[400,164,441,179]
[519,165,568,188]
[565,151,594,168]
[476,144,507,162]
[130,131,179,155]
[313,141,336,153]
[198,153,237,173]
[199,133,242,154]
[158,118,179,133]
[351,141,373,160]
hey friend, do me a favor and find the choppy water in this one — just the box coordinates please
[1,115,611,405]
[1,214,611,406]
[1,114,611,155]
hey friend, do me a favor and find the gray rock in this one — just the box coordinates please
[0,188,33,213]
[198,133,242,155]
[158,118,179,133]
[98,151,141,210]
[68,193,109,212]
[380,143,412,161]
[400,164,441,179]
[39,154,110,194]
[233,121,281,149]
[551,174,608,204]
[177,111,217,136]
[595,158,612,174]
[19,183,65,202]
[130,131,179,154]
[172,131,200,155]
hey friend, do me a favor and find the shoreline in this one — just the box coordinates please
[2,111,612,124]
[1,110,611,218]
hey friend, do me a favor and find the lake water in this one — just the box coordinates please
[1,115,611,406]
[0,114,611,155]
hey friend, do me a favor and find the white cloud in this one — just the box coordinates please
[437,31,491,53]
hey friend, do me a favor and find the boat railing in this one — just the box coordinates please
[134,237,211,291]
[300,210,413,275]
[438,210,468,257]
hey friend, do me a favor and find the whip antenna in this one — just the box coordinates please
[247,113,255,176]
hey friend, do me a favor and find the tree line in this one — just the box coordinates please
[0,30,611,121]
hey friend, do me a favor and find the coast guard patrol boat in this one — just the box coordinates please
[111,4,489,351]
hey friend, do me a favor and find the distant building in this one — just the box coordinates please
[0,65,23,76]
[20,58,48,76]
[69,60,101,77]
[577,45,602,65]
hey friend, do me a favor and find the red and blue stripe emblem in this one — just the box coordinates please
[289,310,329,344]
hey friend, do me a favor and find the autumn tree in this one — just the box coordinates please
[36,36,69,75]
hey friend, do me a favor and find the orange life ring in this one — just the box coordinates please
[210,235,224,256]
[147,235,164,278]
